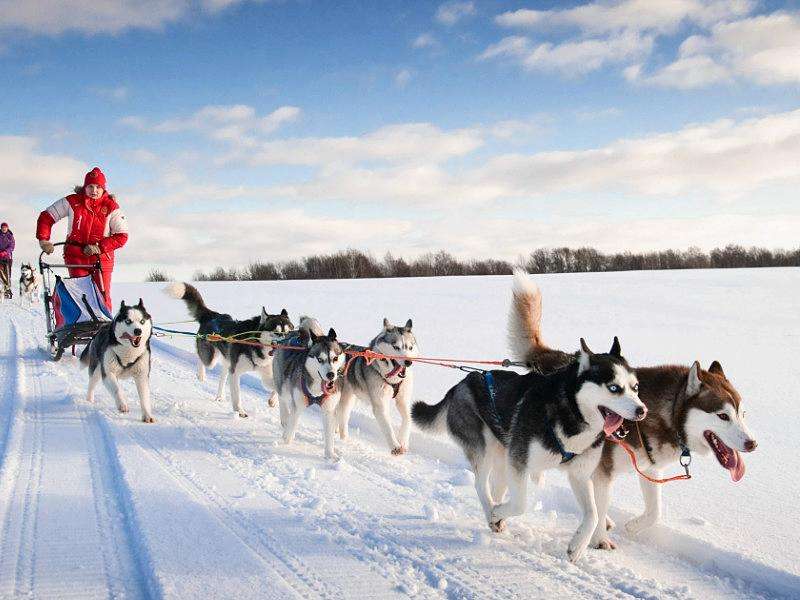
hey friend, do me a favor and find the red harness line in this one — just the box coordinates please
[606,436,691,484]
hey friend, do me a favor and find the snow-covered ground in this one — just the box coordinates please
[0,268,797,599]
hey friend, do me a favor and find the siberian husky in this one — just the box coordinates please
[413,335,645,562]
[81,299,155,423]
[272,318,345,460]
[507,269,758,551]
[165,282,293,417]
[335,318,418,455]
[19,263,40,304]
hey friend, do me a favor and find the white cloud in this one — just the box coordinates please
[495,0,754,35]
[394,68,414,88]
[240,122,484,167]
[480,31,654,76]
[0,136,85,196]
[412,32,439,49]
[634,12,800,87]
[122,104,301,146]
[435,1,476,26]
[0,0,257,36]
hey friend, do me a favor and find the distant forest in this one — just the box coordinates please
[145,245,800,282]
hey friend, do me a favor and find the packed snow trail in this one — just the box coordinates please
[0,294,797,598]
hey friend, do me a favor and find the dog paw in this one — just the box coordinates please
[237,411,248,418]
[567,544,586,563]
[118,403,129,413]
[625,515,655,537]
[489,519,506,533]
[606,516,616,531]
[594,538,617,551]
[142,415,155,424]
[267,395,277,408]
[391,446,407,456]
[213,396,223,403]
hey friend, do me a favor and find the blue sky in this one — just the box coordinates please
[1,0,799,279]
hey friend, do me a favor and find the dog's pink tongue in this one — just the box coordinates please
[730,450,745,482]
[603,412,623,436]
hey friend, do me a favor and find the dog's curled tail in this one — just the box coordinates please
[411,394,450,434]
[163,282,213,322]
[507,268,546,362]
[298,315,324,337]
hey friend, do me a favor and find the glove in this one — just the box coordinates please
[82,244,101,256]
[39,240,54,254]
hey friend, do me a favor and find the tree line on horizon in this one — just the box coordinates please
[145,245,800,282]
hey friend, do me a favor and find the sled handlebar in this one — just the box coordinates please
[39,242,102,273]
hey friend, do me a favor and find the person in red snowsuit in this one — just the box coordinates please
[36,167,128,310]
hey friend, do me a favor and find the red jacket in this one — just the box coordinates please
[36,191,128,268]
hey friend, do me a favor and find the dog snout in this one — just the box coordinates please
[404,360,413,367]
[326,371,335,380]
[133,328,142,336]
[744,439,758,452]
[635,406,647,419]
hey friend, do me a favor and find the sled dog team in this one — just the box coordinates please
[80,271,758,562]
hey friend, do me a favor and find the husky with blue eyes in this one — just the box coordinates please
[272,317,346,460]
[335,318,418,455]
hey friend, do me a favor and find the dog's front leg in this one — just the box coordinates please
[566,473,598,563]
[135,372,155,423]
[490,462,528,531]
[589,468,616,550]
[102,372,128,414]
[395,385,412,452]
[625,474,662,536]
[322,406,338,460]
[229,367,248,418]
[372,396,403,454]
[336,390,355,441]
[214,367,228,402]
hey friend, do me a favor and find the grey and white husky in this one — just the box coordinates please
[19,263,40,304]
[81,299,155,423]
[165,282,293,417]
[335,318,418,455]
[272,318,346,460]
[507,269,758,551]
[413,331,646,562]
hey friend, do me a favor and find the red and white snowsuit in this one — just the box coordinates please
[36,190,128,309]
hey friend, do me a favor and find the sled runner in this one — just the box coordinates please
[39,242,111,361]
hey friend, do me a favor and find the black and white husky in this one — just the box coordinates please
[335,318,418,455]
[413,337,646,562]
[19,263,40,304]
[81,299,155,423]
[165,282,294,418]
[272,318,345,460]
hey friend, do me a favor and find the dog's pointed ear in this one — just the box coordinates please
[405,318,413,330]
[578,338,592,374]
[119,300,126,311]
[609,336,621,357]
[137,298,144,309]
[328,328,337,341]
[281,308,288,317]
[686,361,703,397]
[708,360,725,378]
[383,317,391,330]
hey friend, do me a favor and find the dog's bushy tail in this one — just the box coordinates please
[507,268,545,362]
[298,315,324,337]
[411,393,450,434]
[163,282,216,323]
[507,269,574,373]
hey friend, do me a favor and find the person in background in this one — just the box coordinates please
[0,222,14,298]
[36,167,128,309]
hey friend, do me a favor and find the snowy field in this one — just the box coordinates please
[0,268,798,599]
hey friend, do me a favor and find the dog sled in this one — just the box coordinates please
[39,242,112,361]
